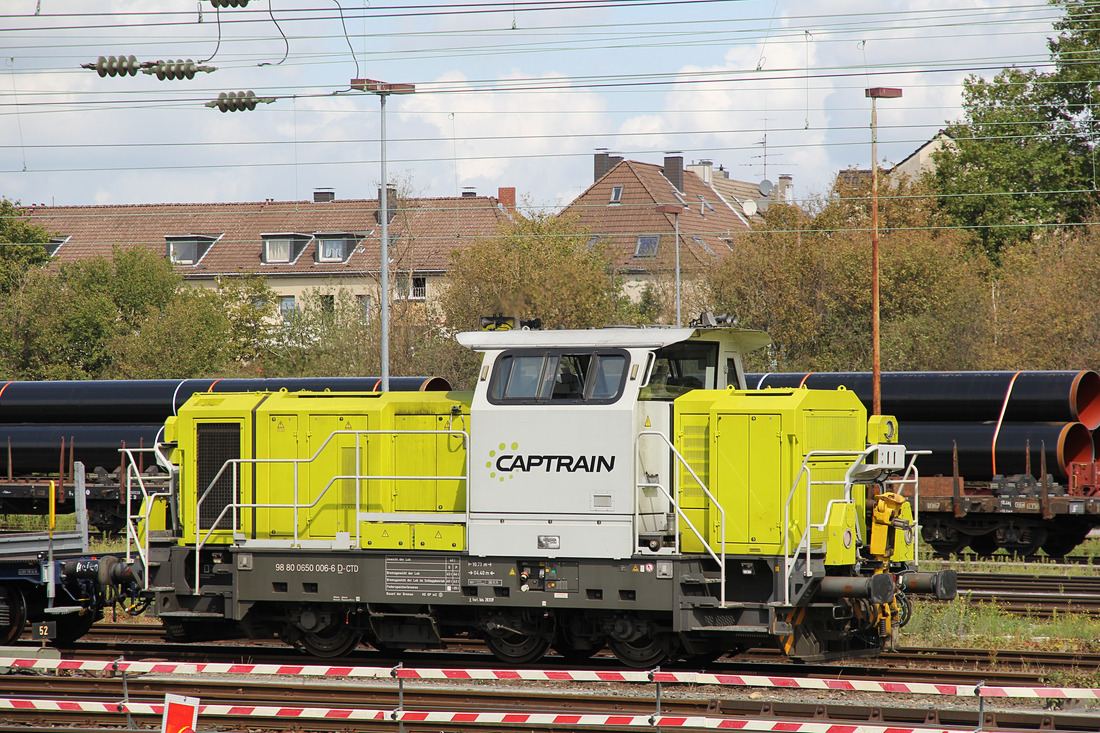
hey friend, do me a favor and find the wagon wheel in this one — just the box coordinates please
[608,634,673,668]
[0,586,27,645]
[926,538,968,557]
[296,624,362,658]
[968,533,999,557]
[1041,524,1090,558]
[485,630,550,664]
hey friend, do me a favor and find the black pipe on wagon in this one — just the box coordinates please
[746,370,1100,430]
[0,376,452,424]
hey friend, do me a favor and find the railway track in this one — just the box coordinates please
[953,572,1100,616]
[1,654,1096,732]
[9,622,1097,686]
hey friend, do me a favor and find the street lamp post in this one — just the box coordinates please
[865,86,902,416]
[655,204,683,326]
[352,79,415,392]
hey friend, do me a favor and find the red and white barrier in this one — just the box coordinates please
[2,657,1098,700]
[0,698,979,732]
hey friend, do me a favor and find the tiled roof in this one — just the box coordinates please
[706,176,769,225]
[562,160,752,272]
[24,195,510,277]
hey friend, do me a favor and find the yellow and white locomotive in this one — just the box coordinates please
[131,323,955,666]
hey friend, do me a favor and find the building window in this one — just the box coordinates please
[356,294,372,321]
[320,294,335,313]
[395,274,426,300]
[586,235,599,251]
[634,235,660,258]
[697,194,715,212]
[609,185,624,205]
[279,296,297,317]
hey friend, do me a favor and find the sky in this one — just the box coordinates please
[1,0,1065,214]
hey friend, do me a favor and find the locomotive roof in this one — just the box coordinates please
[456,326,771,352]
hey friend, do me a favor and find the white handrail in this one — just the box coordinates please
[635,430,727,607]
[189,428,470,595]
[780,447,927,605]
[120,446,171,592]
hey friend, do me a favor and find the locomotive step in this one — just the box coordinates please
[157,611,227,618]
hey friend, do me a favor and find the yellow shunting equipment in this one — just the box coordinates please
[170,390,472,549]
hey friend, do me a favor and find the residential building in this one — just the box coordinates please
[891,131,955,180]
[25,187,515,318]
[686,160,793,225]
[562,152,774,303]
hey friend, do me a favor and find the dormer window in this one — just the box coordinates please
[694,236,716,256]
[46,236,69,256]
[261,233,310,264]
[166,234,217,266]
[609,185,624,205]
[315,233,356,263]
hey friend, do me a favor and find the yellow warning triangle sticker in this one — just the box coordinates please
[509,568,516,575]
[382,530,389,537]
[632,564,640,572]
[435,531,443,539]
[644,416,651,427]
[345,422,352,429]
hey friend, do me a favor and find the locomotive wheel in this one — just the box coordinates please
[552,622,605,663]
[968,533,999,556]
[552,638,605,663]
[608,634,672,668]
[485,631,550,664]
[296,624,362,658]
[0,586,27,645]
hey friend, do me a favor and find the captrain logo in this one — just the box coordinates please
[486,441,616,482]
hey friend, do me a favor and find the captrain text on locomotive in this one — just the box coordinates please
[113,323,954,666]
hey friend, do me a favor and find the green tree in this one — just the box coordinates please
[707,177,992,372]
[0,246,268,380]
[932,0,1100,254]
[987,225,1100,369]
[108,289,233,379]
[441,212,626,331]
[0,198,53,296]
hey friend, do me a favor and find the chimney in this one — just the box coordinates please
[497,186,516,212]
[313,188,335,203]
[375,184,397,224]
[663,153,683,192]
[593,150,624,182]
[687,159,712,185]
[461,186,477,198]
[777,174,793,203]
